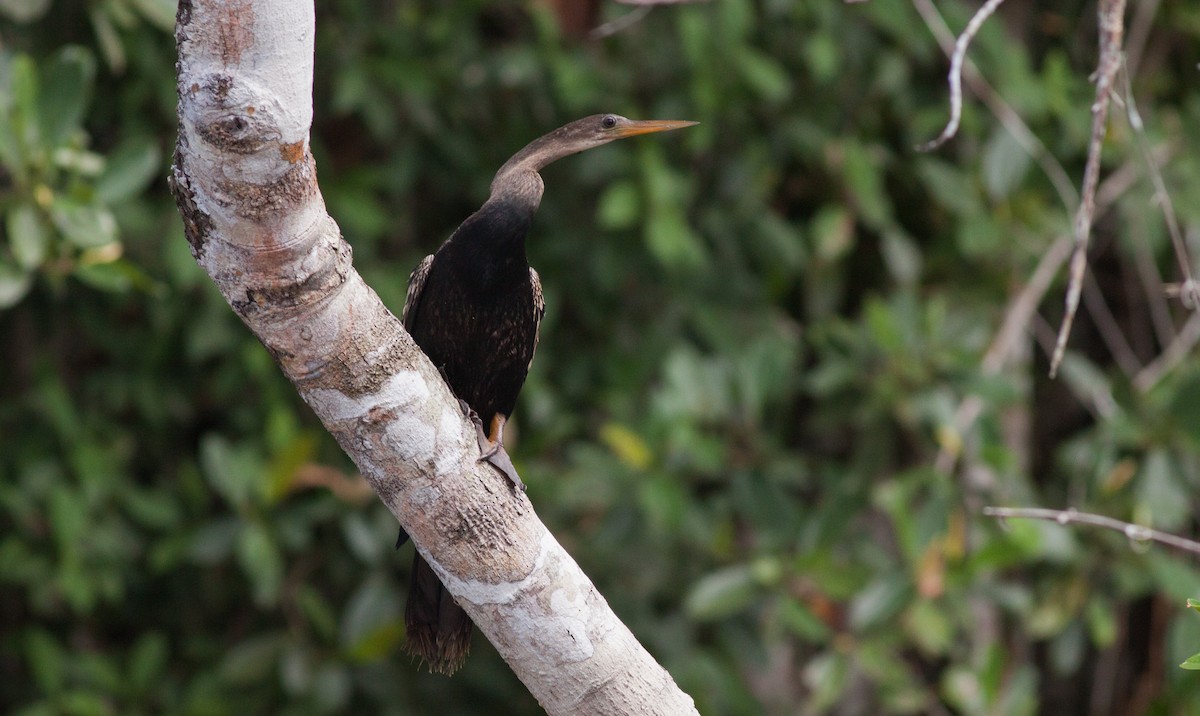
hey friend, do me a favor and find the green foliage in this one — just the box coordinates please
[4,0,1200,713]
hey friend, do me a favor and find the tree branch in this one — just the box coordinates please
[982,506,1200,556]
[1049,0,1128,377]
[169,1,697,713]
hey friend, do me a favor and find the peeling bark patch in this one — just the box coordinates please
[203,73,235,105]
[447,530,552,605]
[299,315,419,399]
[306,371,430,423]
[280,140,304,163]
[547,589,594,662]
[176,0,192,29]
[216,152,317,221]
[215,0,255,65]
[169,145,213,261]
[227,242,348,319]
[382,412,438,465]
[447,503,497,546]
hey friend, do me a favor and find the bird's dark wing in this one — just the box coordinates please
[401,254,435,330]
[528,267,545,371]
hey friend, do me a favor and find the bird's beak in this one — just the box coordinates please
[611,119,699,138]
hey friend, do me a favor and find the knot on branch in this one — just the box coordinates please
[196,107,280,155]
[188,73,283,155]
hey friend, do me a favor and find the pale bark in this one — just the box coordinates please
[170,1,697,713]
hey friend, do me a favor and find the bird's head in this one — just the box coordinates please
[550,114,698,156]
[490,114,696,199]
[498,114,696,178]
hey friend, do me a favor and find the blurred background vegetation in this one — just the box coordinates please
[4,0,1200,713]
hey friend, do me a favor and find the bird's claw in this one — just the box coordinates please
[456,399,525,491]
[480,448,526,492]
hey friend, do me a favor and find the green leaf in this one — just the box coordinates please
[841,141,891,230]
[188,518,240,564]
[645,208,706,270]
[38,46,95,147]
[1086,598,1117,648]
[236,521,283,606]
[128,632,168,689]
[219,634,284,685]
[849,574,912,631]
[50,199,118,250]
[48,485,87,553]
[7,203,48,269]
[880,229,921,285]
[200,434,264,509]
[1181,653,1200,670]
[810,206,854,263]
[1137,449,1189,531]
[1168,373,1200,447]
[74,261,134,293]
[981,126,1032,200]
[313,664,353,712]
[25,629,65,692]
[341,575,402,661]
[596,181,640,230]
[1188,598,1200,614]
[735,48,791,103]
[127,0,177,31]
[297,585,338,641]
[905,599,952,656]
[97,137,162,203]
[777,597,831,641]
[90,7,126,72]
[685,564,759,621]
[0,0,52,23]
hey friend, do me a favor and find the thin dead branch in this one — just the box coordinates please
[934,235,1071,475]
[983,506,1200,556]
[1133,311,1200,393]
[915,0,1009,152]
[1049,0,1128,378]
[1121,68,1199,309]
[910,0,1077,212]
[1082,272,1142,377]
[591,6,652,38]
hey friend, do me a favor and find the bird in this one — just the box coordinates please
[398,113,696,674]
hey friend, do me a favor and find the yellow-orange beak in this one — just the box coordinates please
[610,119,699,138]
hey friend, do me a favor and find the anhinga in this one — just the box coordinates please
[399,113,695,673]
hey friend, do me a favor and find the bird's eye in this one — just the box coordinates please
[601,115,617,129]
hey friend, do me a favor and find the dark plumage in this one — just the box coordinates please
[399,113,695,674]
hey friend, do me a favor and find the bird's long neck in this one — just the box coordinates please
[489,125,592,208]
[443,125,593,284]
[494,127,583,185]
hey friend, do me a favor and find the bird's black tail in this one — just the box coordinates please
[404,551,473,674]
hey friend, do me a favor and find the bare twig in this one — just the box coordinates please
[1121,68,1199,309]
[1049,0,1128,378]
[933,235,1071,474]
[983,506,1200,555]
[910,0,1077,212]
[1123,0,1161,78]
[1131,211,1178,348]
[1082,272,1141,377]
[591,6,652,38]
[592,0,706,38]
[916,0,1009,152]
[1133,311,1200,393]
[933,142,1167,477]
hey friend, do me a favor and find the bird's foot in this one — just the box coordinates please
[480,446,525,492]
[455,401,525,491]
